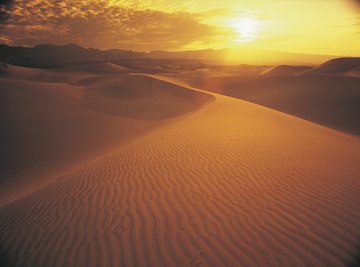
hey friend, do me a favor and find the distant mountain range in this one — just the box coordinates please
[0,43,337,68]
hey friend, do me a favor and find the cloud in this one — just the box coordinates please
[349,0,360,10]
[0,0,229,51]
[0,0,14,24]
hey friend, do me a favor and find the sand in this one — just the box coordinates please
[261,65,311,76]
[0,65,210,205]
[1,61,360,267]
[190,73,360,136]
[302,57,360,75]
[348,66,360,77]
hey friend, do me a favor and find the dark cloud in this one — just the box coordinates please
[0,0,228,50]
[0,0,14,24]
[349,0,360,9]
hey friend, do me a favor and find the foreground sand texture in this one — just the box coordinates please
[1,61,360,267]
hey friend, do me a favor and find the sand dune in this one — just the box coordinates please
[0,62,133,84]
[1,73,360,267]
[0,64,37,78]
[1,55,66,68]
[192,73,360,136]
[59,62,133,74]
[347,65,360,77]
[262,65,311,76]
[302,57,360,75]
[0,62,8,73]
[0,63,86,84]
[81,74,213,119]
[0,71,210,206]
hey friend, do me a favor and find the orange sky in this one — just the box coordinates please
[0,0,359,56]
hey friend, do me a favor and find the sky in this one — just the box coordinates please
[0,0,359,56]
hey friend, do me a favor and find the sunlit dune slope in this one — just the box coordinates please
[0,72,211,205]
[188,72,360,135]
[1,75,360,267]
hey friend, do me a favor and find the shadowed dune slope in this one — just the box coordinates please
[0,74,211,205]
[0,77,360,267]
[302,57,360,75]
[347,65,360,77]
[193,74,360,136]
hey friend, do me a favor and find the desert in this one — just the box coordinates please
[1,45,360,266]
[1,0,360,266]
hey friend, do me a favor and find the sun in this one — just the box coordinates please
[230,16,261,43]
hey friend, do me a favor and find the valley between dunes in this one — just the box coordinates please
[1,62,360,267]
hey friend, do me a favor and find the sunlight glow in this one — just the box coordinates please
[1,0,360,56]
[230,16,261,43]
